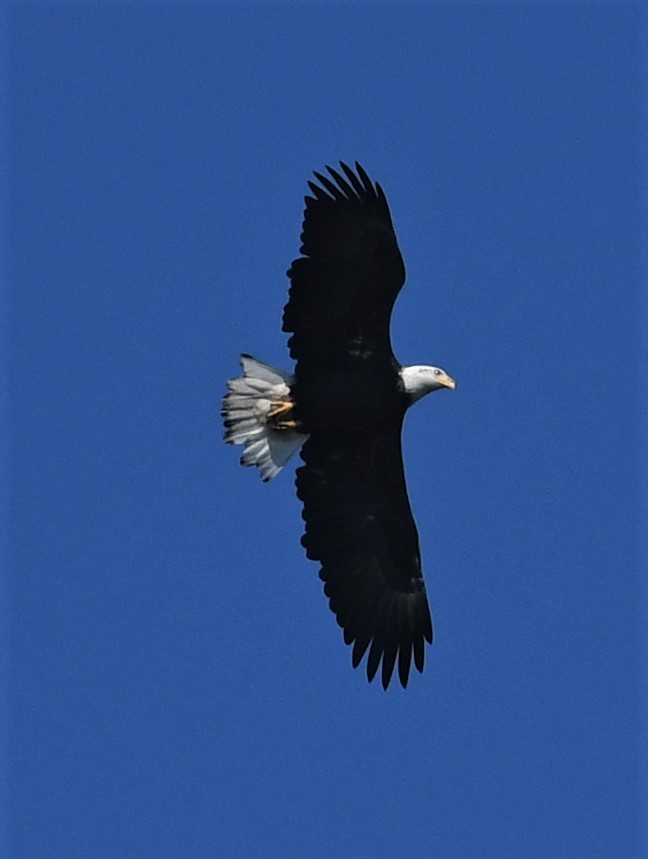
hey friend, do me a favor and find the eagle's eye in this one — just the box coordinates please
[433,368,442,377]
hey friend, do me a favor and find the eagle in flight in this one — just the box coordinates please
[222,162,455,689]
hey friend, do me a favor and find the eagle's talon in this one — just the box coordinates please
[267,401,293,420]
[274,418,299,430]
[267,400,299,430]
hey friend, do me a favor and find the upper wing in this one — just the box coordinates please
[296,418,433,689]
[282,162,406,372]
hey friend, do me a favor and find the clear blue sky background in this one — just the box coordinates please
[4,4,643,858]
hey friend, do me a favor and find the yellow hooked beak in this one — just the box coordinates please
[439,373,456,390]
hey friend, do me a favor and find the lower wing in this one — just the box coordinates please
[296,421,433,689]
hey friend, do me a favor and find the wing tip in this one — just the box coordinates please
[306,160,379,204]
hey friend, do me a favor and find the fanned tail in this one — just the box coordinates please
[222,354,308,482]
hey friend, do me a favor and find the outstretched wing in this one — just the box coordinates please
[296,418,433,689]
[283,162,405,373]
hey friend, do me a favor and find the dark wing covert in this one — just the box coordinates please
[283,162,405,372]
[296,418,433,689]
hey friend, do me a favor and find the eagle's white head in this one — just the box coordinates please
[400,365,456,403]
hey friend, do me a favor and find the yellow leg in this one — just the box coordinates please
[267,401,293,420]
[267,401,300,431]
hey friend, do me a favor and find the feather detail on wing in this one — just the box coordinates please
[283,162,406,373]
[296,417,433,689]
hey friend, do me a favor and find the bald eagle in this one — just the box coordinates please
[222,162,455,689]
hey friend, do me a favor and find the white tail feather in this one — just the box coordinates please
[222,355,308,482]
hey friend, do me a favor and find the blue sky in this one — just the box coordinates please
[4,4,643,858]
